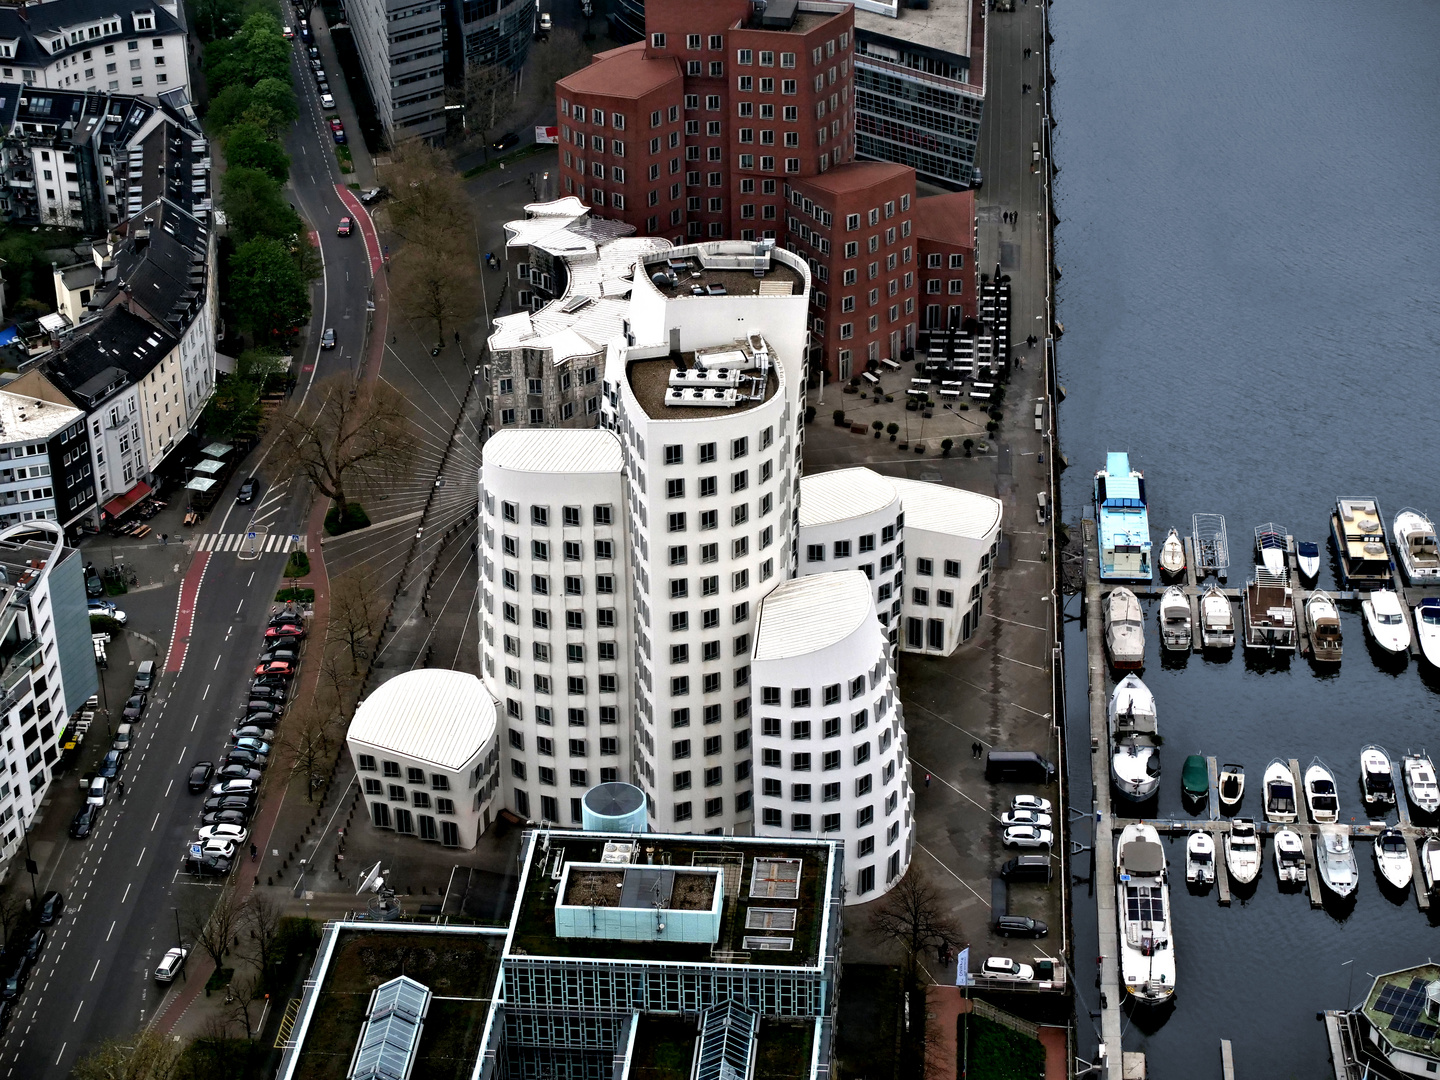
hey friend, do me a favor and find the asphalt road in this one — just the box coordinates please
[0,25,378,1077]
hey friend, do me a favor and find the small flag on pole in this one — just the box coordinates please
[955,946,970,987]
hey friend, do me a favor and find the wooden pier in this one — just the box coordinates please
[1220,1039,1235,1080]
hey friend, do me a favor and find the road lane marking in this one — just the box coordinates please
[55,1042,65,1064]
[236,600,244,614]
[151,814,160,832]
[136,847,145,866]
[71,1000,82,1022]
[106,921,115,941]
[90,960,100,981]
[122,883,131,903]
[177,747,186,764]
[203,684,210,700]
[164,780,173,798]
[247,571,255,586]
[192,714,199,731]
[215,654,222,670]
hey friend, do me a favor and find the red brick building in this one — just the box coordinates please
[553,0,971,383]
[914,190,978,331]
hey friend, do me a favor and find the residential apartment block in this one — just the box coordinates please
[0,378,93,531]
[0,522,99,868]
[0,0,190,99]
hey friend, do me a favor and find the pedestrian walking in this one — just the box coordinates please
[118,779,126,799]
[972,740,983,759]
[924,773,931,787]
[250,843,258,861]
[161,533,168,546]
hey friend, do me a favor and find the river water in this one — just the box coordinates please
[1052,1,1440,1074]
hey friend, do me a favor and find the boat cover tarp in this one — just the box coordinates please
[1122,840,1164,874]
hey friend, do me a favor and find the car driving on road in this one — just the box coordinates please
[320,329,336,350]
[237,476,259,503]
[188,761,214,793]
[337,216,353,236]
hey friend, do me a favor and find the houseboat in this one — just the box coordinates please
[1094,453,1152,582]
[1331,496,1393,588]
[1242,573,1297,653]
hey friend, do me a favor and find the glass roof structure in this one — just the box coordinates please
[695,1000,759,1080]
[350,975,431,1080]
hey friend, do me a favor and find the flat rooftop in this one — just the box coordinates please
[512,834,835,967]
[626,353,779,421]
[646,255,803,300]
[853,0,977,75]
[625,1015,815,1080]
[1362,964,1440,1058]
[289,929,502,1080]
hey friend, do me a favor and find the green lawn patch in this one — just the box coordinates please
[335,144,354,173]
[324,501,370,535]
[461,142,554,179]
[283,550,311,578]
[961,1015,1046,1080]
[276,587,316,604]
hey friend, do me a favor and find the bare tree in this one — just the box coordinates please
[227,972,267,1041]
[451,62,520,148]
[280,691,343,801]
[70,1030,181,1080]
[187,883,246,974]
[0,894,26,951]
[327,567,385,676]
[241,892,284,980]
[379,139,475,251]
[275,376,413,527]
[390,241,480,347]
[869,866,962,974]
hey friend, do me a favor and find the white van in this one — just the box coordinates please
[133,660,155,693]
[112,724,133,751]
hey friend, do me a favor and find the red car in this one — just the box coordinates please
[254,660,295,677]
[264,624,306,640]
[329,117,343,131]
[337,216,353,237]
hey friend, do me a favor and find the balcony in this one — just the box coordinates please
[1,635,43,693]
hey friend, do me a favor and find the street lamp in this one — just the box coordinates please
[16,807,39,906]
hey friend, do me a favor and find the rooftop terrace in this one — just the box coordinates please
[511,834,836,967]
[1362,964,1440,1058]
[625,352,779,421]
[643,251,803,301]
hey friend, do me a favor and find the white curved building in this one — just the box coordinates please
[478,428,631,827]
[602,241,812,834]
[751,571,912,902]
[347,669,500,849]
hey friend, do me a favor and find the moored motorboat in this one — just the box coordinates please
[1263,759,1297,823]
[1160,528,1186,579]
[1273,827,1306,885]
[1360,745,1397,807]
[1304,757,1339,824]
[1242,575,1297,653]
[1422,835,1440,895]
[1295,540,1321,581]
[1224,819,1260,885]
[1305,591,1342,663]
[1105,587,1145,669]
[1316,825,1358,898]
[1095,454,1153,582]
[1416,598,1440,669]
[1115,823,1176,1003]
[1159,586,1191,652]
[1255,523,1288,577]
[1181,755,1208,803]
[1393,508,1440,584]
[1199,585,1235,649]
[1362,589,1411,655]
[1109,674,1160,801]
[1186,831,1215,885]
[1403,751,1440,815]
[1374,827,1413,891]
[1218,763,1244,813]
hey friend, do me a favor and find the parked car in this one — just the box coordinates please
[309,58,322,71]
[197,824,249,846]
[360,186,387,205]
[69,803,98,839]
[333,126,347,144]
[85,572,103,597]
[491,131,519,151]
[194,838,237,861]
[154,947,188,982]
[187,761,215,793]
[202,795,255,815]
[265,624,306,641]
[260,646,298,663]
[538,11,551,32]
[1011,795,1053,814]
[224,750,265,770]
[232,725,276,742]
[2,960,26,1001]
[994,915,1049,938]
[317,79,330,94]
[217,765,262,783]
[320,93,335,109]
[21,930,44,966]
[37,891,64,925]
[318,331,335,352]
[978,957,1033,983]
[189,853,234,877]
[248,684,286,702]
[234,738,272,757]
[122,693,147,721]
[255,660,295,677]
[112,724,133,751]
[971,166,983,189]
[1002,825,1053,849]
[98,749,123,779]
[201,810,250,828]
[246,700,283,716]
[268,610,304,628]
[88,600,128,624]
[336,216,353,237]
[212,779,257,797]
[329,117,344,131]
[237,477,259,504]
[308,46,319,58]
[999,809,1053,829]
[87,777,108,806]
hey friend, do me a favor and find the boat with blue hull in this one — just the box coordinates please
[1094,452,1152,582]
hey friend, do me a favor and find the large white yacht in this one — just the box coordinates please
[1316,825,1358,899]
[1363,590,1412,655]
[1116,823,1176,1004]
[1109,674,1160,801]
[1394,508,1440,584]
[1105,587,1146,669]
[1404,752,1440,815]
[1224,819,1261,885]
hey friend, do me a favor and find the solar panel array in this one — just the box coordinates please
[1124,885,1165,924]
[351,976,431,1080]
[1374,978,1440,1042]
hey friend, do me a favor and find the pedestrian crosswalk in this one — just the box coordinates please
[192,532,307,553]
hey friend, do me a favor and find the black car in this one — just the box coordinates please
[217,765,262,783]
[253,673,291,690]
[225,749,265,769]
[248,684,285,701]
[0,1000,11,1033]
[492,131,519,151]
[200,810,250,828]
[189,853,234,877]
[237,477,259,504]
[122,693,147,721]
[188,761,215,793]
[994,915,1049,938]
[246,700,282,716]
[268,609,304,627]
[237,711,278,729]
[22,930,44,966]
[202,794,255,814]
[260,646,299,663]
[69,803,98,839]
[2,961,26,1001]
[38,891,63,925]
[98,749,123,779]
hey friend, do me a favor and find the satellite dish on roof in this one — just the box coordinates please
[355,860,385,895]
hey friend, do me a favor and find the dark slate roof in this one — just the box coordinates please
[0,0,185,69]
[43,306,176,408]
[0,84,20,129]
[101,199,209,333]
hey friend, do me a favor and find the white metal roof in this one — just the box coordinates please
[753,571,875,660]
[798,467,898,528]
[889,477,1002,539]
[483,428,624,475]
[347,670,496,770]
[0,390,83,443]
